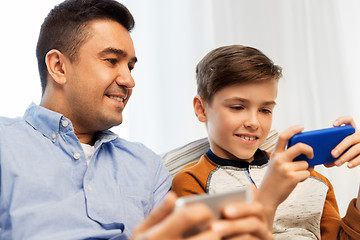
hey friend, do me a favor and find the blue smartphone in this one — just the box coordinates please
[287,125,355,167]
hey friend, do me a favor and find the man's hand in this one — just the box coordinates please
[212,185,274,240]
[132,189,274,240]
[132,191,220,240]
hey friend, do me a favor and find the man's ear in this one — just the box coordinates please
[45,49,68,85]
[193,95,207,123]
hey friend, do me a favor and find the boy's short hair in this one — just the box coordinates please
[196,45,282,103]
[36,0,135,95]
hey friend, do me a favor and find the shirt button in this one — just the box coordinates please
[51,132,56,140]
[73,152,81,160]
[62,120,69,127]
[87,185,93,192]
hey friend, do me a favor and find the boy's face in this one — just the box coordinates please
[198,80,278,162]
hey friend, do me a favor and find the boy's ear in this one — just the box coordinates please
[193,95,207,122]
[45,49,68,85]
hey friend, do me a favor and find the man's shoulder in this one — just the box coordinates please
[112,137,150,150]
[0,116,24,128]
[108,137,170,179]
[0,116,29,149]
[110,137,161,160]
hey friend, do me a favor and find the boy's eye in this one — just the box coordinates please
[261,108,272,114]
[128,64,134,71]
[230,106,244,111]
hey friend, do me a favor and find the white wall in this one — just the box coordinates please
[1,0,359,217]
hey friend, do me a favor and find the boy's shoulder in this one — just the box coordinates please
[172,154,218,196]
[310,169,332,186]
[176,153,218,176]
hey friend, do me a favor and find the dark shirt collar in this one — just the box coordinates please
[206,148,269,168]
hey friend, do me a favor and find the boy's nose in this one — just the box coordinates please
[244,113,260,129]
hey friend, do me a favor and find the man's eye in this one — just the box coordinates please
[106,58,118,65]
[128,65,134,71]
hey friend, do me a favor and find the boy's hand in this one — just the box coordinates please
[262,125,313,205]
[132,190,274,240]
[258,125,313,228]
[326,116,360,168]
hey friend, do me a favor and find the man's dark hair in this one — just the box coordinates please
[196,45,282,103]
[36,0,135,95]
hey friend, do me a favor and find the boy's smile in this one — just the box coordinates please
[235,133,258,144]
[198,79,278,162]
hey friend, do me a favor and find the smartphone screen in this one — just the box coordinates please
[174,187,252,218]
[174,187,252,237]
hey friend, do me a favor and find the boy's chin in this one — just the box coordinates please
[232,152,256,162]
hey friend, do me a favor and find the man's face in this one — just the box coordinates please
[63,19,137,133]
[204,80,278,162]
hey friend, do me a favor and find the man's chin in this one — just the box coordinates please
[99,117,123,131]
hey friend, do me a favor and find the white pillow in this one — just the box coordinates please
[162,129,279,177]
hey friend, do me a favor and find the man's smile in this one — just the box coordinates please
[107,95,125,102]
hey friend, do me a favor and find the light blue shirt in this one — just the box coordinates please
[0,103,172,240]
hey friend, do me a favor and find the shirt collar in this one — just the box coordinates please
[206,148,269,168]
[24,103,65,140]
[23,103,118,144]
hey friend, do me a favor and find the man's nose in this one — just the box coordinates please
[115,66,135,89]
